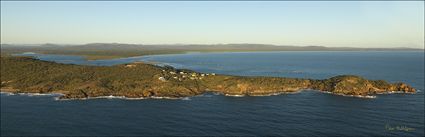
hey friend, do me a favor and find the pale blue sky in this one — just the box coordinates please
[1,1,424,48]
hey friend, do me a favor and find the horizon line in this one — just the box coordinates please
[1,42,424,49]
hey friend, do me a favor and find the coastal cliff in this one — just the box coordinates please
[0,56,416,99]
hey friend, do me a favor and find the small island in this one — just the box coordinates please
[0,56,416,99]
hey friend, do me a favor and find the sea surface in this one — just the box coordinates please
[2,51,424,136]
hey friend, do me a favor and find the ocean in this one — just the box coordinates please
[1,51,424,136]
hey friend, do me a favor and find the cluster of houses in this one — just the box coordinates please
[124,64,137,68]
[158,70,215,82]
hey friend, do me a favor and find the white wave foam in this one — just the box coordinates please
[124,97,146,100]
[376,90,417,95]
[243,90,304,97]
[88,95,127,99]
[250,93,281,97]
[224,94,245,97]
[55,95,194,101]
[2,92,63,97]
[318,91,377,99]
[27,93,63,96]
[376,91,405,94]
[54,95,128,101]
[150,96,183,100]
[0,91,16,96]
[350,95,376,99]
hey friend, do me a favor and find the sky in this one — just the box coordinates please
[1,1,424,48]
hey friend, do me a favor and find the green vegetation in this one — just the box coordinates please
[0,56,416,99]
[0,56,202,98]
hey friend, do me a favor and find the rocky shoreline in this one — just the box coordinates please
[0,56,416,100]
[1,89,416,100]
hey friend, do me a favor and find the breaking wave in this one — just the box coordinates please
[1,91,63,97]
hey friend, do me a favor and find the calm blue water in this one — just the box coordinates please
[2,51,424,136]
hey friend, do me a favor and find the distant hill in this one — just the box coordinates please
[1,43,423,60]
[3,43,420,50]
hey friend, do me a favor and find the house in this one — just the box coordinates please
[158,77,166,82]
[125,64,136,68]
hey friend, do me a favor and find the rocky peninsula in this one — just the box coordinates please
[0,56,416,99]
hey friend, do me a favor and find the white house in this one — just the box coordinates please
[158,77,166,82]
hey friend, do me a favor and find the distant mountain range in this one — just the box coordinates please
[1,43,423,51]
